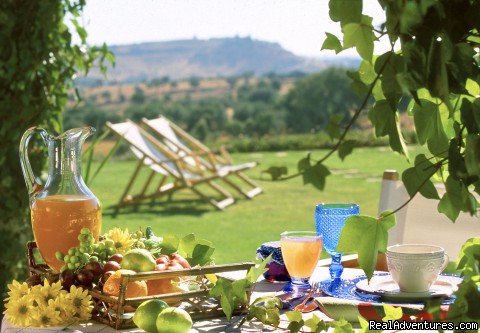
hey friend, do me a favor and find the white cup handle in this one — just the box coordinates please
[441,253,450,272]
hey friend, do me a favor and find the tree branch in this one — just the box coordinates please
[381,166,440,218]
[276,45,396,182]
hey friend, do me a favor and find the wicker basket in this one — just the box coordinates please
[26,241,254,329]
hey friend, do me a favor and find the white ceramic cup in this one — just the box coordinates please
[386,244,449,293]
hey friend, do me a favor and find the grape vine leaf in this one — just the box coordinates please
[465,135,480,177]
[158,234,179,254]
[337,212,396,281]
[327,114,343,140]
[411,100,449,156]
[456,237,480,280]
[328,0,362,23]
[262,166,288,180]
[338,140,356,161]
[178,233,215,266]
[286,311,304,333]
[342,15,374,62]
[331,318,354,333]
[368,100,409,158]
[321,32,343,54]
[358,316,374,333]
[401,154,439,200]
[382,304,403,321]
[400,1,422,34]
[438,176,478,221]
[303,161,331,190]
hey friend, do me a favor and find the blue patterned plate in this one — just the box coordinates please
[319,273,461,305]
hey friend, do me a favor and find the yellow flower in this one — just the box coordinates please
[3,295,32,327]
[106,227,135,254]
[64,285,92,322]
[30,304,62,327]
[30,280,63,307]
[6,280,30,301]
[49,294,72,323]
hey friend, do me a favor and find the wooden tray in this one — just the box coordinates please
[26,241,254,329]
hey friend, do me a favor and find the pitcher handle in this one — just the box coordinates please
[19,127,49,199]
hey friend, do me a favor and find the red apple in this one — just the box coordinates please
[156,255,169,265]
[155,263,167,271]
[170,253,191,269]
[167,262,184,270]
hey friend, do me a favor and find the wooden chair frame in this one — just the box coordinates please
[105,120,237,214]
[141,116,263,200]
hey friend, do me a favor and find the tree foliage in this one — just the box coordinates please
[284,68,362,133]
[320,0,480,218]
[315,0,480,321]
[0,0,112,307]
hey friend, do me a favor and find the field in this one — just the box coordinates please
[89,146,421,264]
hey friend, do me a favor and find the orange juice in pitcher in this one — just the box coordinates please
[20,127,102,272]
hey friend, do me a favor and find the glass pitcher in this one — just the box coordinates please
[19,127,102,272]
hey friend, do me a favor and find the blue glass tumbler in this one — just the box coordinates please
[315,203,359,281]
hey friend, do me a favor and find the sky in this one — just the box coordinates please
[81,0,387,58]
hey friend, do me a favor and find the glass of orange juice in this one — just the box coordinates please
[280,231,322,297]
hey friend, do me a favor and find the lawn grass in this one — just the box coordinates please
[89,146,423,264]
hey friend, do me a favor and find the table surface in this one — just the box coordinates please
[1,265,365,333]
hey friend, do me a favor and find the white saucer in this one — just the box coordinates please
[355,275,462,302]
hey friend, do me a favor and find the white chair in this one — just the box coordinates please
[142,116,263,199]
[106,120,237,213]
[378,170,480,260]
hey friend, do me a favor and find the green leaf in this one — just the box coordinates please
[460,99,479,135]
[358,60,376,84]
[438,176,478,221]
[262,166,288,180]
[343,15,375,62]
[286,310,303,322]
[304,314,323,331]
[321,33,343,53]
[179,233,196,257]
[401,154,439,200]
[465,135,480,177]
[190,243,215,266]
[287,320,304,333]
[382,304,403,321]
[374,51,404,110]
[412,100,449,156]
[159,234,179,254]
[331,318,354,333]
[338,140,356,161]
[426,37,451,102]
[358,316,373,333]
[303,162,331,190]
[420,0,437,15]
[246,255,271,283]
[231,279,249,304]
[456,237,480,279]
[329,0,362,23]
[400,1,422,34]
[337,212,396,281]
[368,100,409,158]
[327,114,343,140]
[297,153,311,172]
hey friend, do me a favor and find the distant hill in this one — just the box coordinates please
[84,37,359,83]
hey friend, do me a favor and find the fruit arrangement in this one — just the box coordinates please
[25,226,196,295]
[19,226,254,331]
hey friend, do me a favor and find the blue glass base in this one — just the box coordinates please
[282,277,311,297]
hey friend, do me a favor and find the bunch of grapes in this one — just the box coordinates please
[92,239,117,262]
[56,228,97,272]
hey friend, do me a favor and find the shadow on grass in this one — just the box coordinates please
[103,198,223,218]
